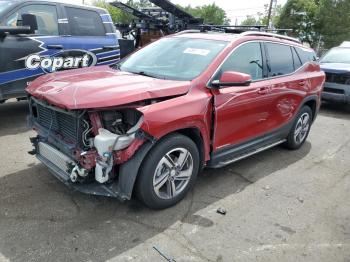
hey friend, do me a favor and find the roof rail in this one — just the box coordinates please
[240,31,301,44]
[175,30,201,35]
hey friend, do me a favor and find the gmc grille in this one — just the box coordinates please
[325,72,350,85]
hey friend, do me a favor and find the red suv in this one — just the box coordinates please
[27,31,325,209]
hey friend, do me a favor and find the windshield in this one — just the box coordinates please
[0,1,15,16]
[321,48,350,64]
[119,37,228,81]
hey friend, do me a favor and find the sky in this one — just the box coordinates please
[62,0,288,23]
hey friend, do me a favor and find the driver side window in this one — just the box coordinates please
[216,42,264,81]
[5,4,58,36]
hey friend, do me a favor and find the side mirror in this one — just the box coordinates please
[21,14,38,34]
[211,71,252,88]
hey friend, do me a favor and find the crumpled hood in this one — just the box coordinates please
[320,63,350,74]
[26,66,191,110]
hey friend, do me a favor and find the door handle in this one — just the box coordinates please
[257,87,270,95]
[103,45,118,50]
[47,45,63,49]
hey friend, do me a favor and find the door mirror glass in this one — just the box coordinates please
[212,71,252,88]
[21,13,38,34]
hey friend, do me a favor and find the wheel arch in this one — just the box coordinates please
[174,127,206,170]
[118,127,207,200]
[302,95,318,122]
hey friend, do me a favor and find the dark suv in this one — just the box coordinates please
[27,31,325,209]
[0,0,120,103]
[320,42,350,104]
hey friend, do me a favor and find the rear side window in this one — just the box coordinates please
[295,47,317,64]
[217,42,264,81]
[265,43,294,76]
[66,7,105,36]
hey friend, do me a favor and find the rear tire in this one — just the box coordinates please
[284,106,312,150]
[136,133,200,209]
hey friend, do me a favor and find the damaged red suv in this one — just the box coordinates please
[27,31,325,209]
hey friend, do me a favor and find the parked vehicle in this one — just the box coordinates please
[0,0,120,103]
[27,31,325,209]
[320,41,350,104]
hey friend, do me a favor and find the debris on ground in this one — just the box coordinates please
[262,185,271,190]
[216,207,227,215]
[153,246,176,262]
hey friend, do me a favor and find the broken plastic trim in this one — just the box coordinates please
[93,115,144,184]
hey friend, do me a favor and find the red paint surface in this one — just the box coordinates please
[27,34,325,163]
[115,139,146,164]
[89,112,103,136]
[219,71,252,83]
[27,66,191,110]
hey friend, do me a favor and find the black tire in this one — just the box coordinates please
[136,133,200,209]
[284,106,313,150]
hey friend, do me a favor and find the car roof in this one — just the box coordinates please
[173,31,306,48]
[175,32,239,42]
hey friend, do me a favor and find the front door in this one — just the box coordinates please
[211,41,276,151]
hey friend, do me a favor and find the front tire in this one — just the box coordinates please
[136,133,200,209]
[284,106,313,150]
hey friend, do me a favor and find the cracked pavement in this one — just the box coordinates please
[0,101,349,262]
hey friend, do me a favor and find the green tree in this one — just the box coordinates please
[181,3,230,25]
[256,4,283,26]
[276,0,318,47]
[315,0,350,49]
[240,16,258,26]
[240,4,282,27]
[277,0,350,49]
[93,0,151,24]
[94,1,230,25]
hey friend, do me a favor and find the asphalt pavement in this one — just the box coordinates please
[0,100,349,262]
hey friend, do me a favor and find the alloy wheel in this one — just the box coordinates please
[294,112,310,145]
[153,147,194,200]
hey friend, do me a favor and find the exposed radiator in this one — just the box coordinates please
[38,142,74,172]
[33,101,80,144]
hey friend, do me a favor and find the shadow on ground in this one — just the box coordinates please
[0,101,29,136]
[0,141,311,262]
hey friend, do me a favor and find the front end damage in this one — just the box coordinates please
[28,97,155,200]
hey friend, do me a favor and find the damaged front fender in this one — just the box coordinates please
[118,141,155,200]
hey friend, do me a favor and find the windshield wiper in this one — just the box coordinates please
[112,63,122,70]
[131,70,166,79]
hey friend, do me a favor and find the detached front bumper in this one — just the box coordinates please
[31,137,154,201]
[322,82,350,103]
[33,139,127,200]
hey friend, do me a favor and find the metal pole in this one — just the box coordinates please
[267,0,273,29]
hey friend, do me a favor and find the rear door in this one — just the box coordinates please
[263,42,310,131]
[60,5,120,67]
[0,2,62,99]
